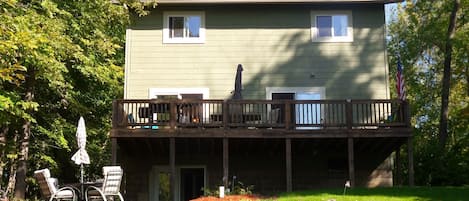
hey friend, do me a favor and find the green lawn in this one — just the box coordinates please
[267,187,469,201]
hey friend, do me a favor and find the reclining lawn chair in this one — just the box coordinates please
[34,169,79,201]
[85,166,124,201]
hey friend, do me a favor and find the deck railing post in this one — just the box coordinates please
[285,101,292,130]
[112,100,124,128]
[223,100,229,128]
[169,101,177,129]
[346,99,353,129]
[112,100,118,128]
[403,100,411,127]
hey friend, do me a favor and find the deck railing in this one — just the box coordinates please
[112,99,410,130]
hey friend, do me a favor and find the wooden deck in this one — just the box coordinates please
[111,99,415,196]
[111,99,411,138]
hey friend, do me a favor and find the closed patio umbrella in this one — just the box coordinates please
[71,116,90,199]
[232,64,243,100]
[231,64,243,123]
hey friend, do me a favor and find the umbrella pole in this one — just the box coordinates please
[81,164,84,201]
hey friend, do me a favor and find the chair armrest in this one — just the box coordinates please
[56,186,79,193]
[85,186,106,201]
[61,184,81,192]
[51,186,79,201]
[85,186,103,193]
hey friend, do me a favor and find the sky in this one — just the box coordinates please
[385,2,400,24]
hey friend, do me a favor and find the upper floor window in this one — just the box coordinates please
[311,11,353,42]
[163,11,205,44]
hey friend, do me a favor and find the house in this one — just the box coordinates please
[110,0,412,201]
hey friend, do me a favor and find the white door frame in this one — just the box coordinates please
[265,87,325,100]
[266,87,326,129]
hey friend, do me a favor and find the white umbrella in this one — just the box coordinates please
[71,117,90,198]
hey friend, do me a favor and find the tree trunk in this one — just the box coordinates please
[5,131,18,197]
[14,68,35,199]
[6,163,16,197]
[439,0,460,147]
[0,127,8,190]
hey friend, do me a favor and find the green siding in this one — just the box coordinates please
[125,4,388,100]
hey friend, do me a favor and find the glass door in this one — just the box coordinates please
[295,92,321,129]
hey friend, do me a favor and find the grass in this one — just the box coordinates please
[265,186,469,201]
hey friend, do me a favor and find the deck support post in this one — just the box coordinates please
[170,138,176,201]
[394,146,401,186]
[223,138,229,188]
[348,137,355,188]
[407,137,414,186]
[286,138,292,192]
[111,138,117,165]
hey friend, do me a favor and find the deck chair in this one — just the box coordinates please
[34,169,79,201]
[85,166,124,201]
[0,189,6,201]
[268,108,280,124]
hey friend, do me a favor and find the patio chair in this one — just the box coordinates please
[267,108,280,124]
[85,166,124,201]
[0,189,6,201]
[34,169,79,201]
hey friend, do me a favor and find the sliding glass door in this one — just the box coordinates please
[295,92,322,129]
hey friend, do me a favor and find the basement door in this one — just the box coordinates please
[180,168,204,201]
[150,166,206,201]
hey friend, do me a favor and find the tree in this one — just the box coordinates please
[439,0,460,147]
[388,0,468,185]
[1,1,73,197]
[1,0,157,198]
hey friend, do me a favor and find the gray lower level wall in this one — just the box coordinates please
[117,138,396,201]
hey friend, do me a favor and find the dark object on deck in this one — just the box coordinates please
[231,64,244,123]
[232,64,243,100]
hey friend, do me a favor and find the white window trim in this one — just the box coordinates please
[148,88,209,99]
[310,10,353,43]
[163,11,206,44]
[266,87,326,100]
[149,88,210,122]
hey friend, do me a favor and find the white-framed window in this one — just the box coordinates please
[311,11,353,42]
[149,88,210,123]
[163,11,205,44]
[148,88,209,99]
